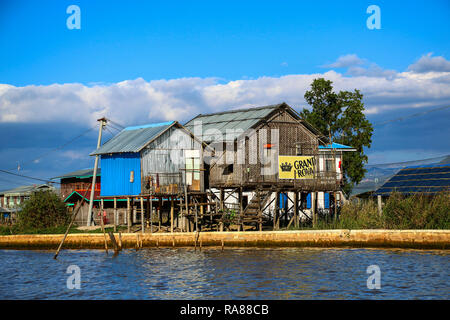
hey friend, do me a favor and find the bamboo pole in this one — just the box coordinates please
[54,183,92,259]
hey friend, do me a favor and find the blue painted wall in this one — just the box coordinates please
[100,153,141,196]
[306,193,330,209]
[279,193,288,209]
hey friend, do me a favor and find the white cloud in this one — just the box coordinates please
[321,54,365,68]
[408,53,450,73]
[1,56,450,126]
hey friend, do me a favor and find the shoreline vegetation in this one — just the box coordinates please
[0,191,448,249]
[297,191,450,231]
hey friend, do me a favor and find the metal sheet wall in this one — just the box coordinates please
[100,152,141,196]
[141,126,203,190]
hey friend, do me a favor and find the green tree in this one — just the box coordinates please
[300,78,373,195]
[17,190,69,229]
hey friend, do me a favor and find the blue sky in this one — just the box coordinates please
[2,0,449,84]
[0,0,450,190]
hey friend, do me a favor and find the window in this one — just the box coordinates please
[296,144,302,156]
[325,159,334,172]
[223,164,233,175]
[185,150,200,185]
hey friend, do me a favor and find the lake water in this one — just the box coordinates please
[0,248,448,299]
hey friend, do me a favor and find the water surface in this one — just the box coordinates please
[0,248,448,299]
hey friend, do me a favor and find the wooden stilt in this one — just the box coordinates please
[239,187,243,232]
[150,196,153,233]
[258,190,263,231]
[200,204,203,230]
[179,197,183,232]
[158,197,161,231]
[140,197,145,234]
[127,197,131,233]
[274,191,280,230]
[170,196,174,233]
[294,191,299,228]
[194,202,198,232]
[312,192,317,227]
[220,188,224,211]
[113,197,117,232]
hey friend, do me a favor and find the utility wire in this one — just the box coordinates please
[106,118,125,129]
[0,169,60,185]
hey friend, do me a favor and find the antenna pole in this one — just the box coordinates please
[87,117,107,226]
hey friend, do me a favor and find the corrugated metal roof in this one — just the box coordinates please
[52,168,101,180]
[90,121,175,155]
[375,163,450,195]
[0,184,54,196]
[184,104,284,143]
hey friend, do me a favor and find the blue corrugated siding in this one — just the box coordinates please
[324,192,330,209]
[279,193,288,209]
[306,193,311,209]
[100,153,141,196]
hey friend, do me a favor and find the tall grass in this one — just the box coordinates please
[297,191,449,230]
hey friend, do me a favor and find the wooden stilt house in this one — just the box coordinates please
[90,121,209,232]
[184,102,355,230]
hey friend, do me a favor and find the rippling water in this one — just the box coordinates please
[0,248,448,299]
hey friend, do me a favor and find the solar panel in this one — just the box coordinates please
[375,164,450,195]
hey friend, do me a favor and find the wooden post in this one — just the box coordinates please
[158,197,161,231]
[312,192,317,227]
[150,196,153,233]
[184,183,189,232]
[239,187,243,232]
[274,191,279,230]
[334,192,338,222]
[258,190,263,231]
[113,197,117,232]
[220,188,224,211]
[194,202,198,232]
[200,204,203,231]
[377,195,382,217]
[140,197,145,234]
[108,231,119,255]
[170,196,174,233]
[294,191,299,228]
[179,197,183,232]
[127,197,131,233]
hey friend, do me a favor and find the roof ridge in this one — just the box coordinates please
[124,121,174,131]
[191,103,285,119]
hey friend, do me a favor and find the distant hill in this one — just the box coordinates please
[438,155,450,164]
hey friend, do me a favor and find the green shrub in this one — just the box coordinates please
[17,190,69,229]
